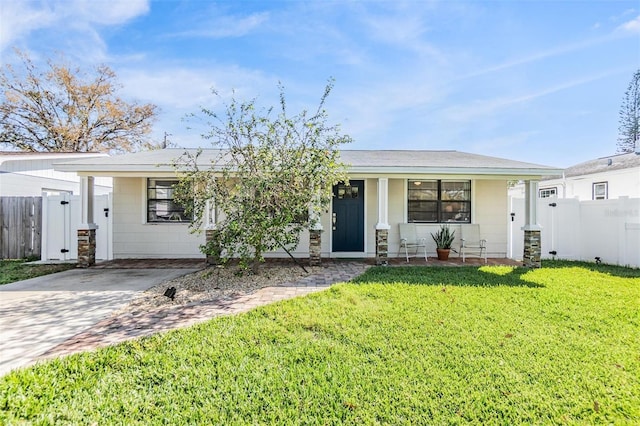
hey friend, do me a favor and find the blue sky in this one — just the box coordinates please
[1,0,639,167]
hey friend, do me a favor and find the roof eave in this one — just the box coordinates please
[56,163,562,178]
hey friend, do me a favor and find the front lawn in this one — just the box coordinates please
[0,259,75,285]
[1,261,638,424]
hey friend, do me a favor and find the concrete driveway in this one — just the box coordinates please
[0,268,198,377]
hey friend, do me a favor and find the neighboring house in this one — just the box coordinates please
[0,152,112,196]
[55,149,561,265]
[506,152,640,268]
[510,152,640,200]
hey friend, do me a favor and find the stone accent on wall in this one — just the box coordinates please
[309,229,322,266]
[77,229,96,268]
[375,229,389,266]
[523,229,541,268]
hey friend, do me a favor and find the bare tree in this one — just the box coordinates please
[0,49,157,153]
[617,69,640,153]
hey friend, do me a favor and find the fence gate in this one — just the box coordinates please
[508,196,640,268]
[42,194,111,261]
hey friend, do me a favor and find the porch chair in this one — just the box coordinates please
[399,223,428,262]
[459,224,487,263]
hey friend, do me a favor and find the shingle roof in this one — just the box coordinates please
[339,150,554,170]
[54,148,561,177]
[559,152,640,178]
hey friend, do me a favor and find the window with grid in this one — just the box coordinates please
[147,179,190,223]
[408,180,471,223]
[539,187,557,198]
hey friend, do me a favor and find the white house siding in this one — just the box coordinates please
[110,176,509,260]
[0,156,111,196]
[540,167,640,200]
[374,178,508,259]
[473,180,508,257]
[112,177,204,259]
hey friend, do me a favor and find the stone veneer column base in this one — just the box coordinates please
[523,230,541,268]
[309,229,322,266]
[375,229,389,266]
[77,229,96,268]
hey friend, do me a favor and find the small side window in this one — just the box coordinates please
[592,182,608,200]
[539,187,557,198]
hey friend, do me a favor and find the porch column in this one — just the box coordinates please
[522,180,542,268]
[309,196,323,266]
[204,197,219,265]
[77,176,98,268]
[375,178,390,266]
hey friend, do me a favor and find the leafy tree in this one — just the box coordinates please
[174,80,351,272]
[617,69,640,153]
[0,49,157,153]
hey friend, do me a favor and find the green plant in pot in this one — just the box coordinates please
[431,225,455,260]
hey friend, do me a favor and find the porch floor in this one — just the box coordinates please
[91,257,522,269]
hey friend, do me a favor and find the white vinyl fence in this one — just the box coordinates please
[41,193,111,261]
[509,196,640,268]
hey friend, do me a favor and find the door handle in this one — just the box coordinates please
[332,212,337,230]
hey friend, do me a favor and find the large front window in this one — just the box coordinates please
[147,179,190,222]
[408,180,471,223]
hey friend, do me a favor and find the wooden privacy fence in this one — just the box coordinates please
[0,197,42,259]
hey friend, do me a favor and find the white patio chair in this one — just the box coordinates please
[399,223,428,262]
[459,224,487,263]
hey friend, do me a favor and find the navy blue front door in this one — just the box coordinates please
[332,180,364,252]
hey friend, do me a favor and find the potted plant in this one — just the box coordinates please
[431,225,455,261]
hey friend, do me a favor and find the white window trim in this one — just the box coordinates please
[143,178,190,225]
[405,179,472,224]
[592,181,608,200]
[539,187,558,198]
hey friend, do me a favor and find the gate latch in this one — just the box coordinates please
[60,201,69,205]
[104,208,109,218]
[60,249,69,253]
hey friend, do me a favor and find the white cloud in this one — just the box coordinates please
[0,2,55,51]
[456,35,617,81]
[616,14,640,33]
[442,71,618,123]
[119,65,273,110]
[77,0,149,25]
[359,5,447,65]
[0,0,149,55]
[171,12,269,38]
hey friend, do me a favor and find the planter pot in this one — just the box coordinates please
[436,248,451,261]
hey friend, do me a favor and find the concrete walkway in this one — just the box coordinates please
[0,268,199,376]
[40,262,370,361]
[0,262,369,377]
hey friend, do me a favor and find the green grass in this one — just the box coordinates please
[0,259,76,285]
[1,261,638,424]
